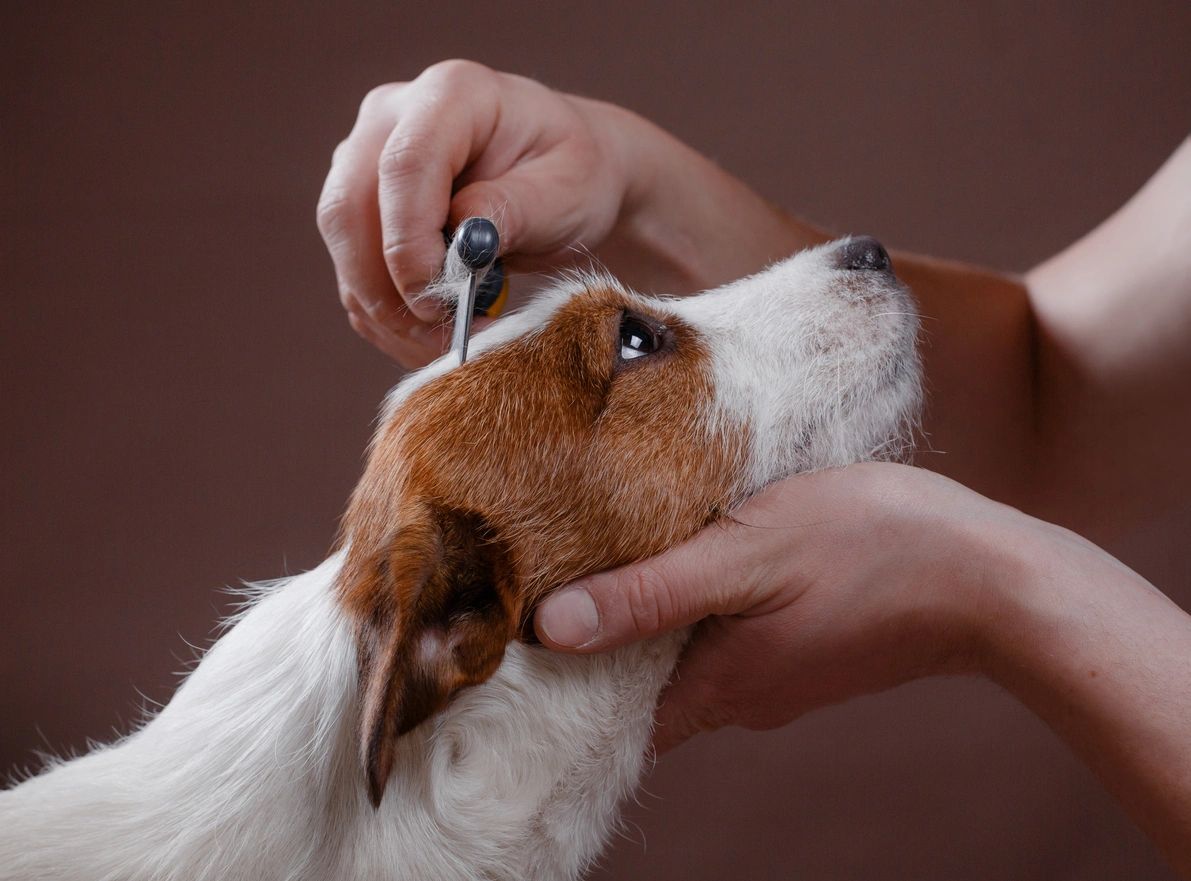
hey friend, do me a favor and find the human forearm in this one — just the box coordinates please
[892,255,1036,501]
[983,523,1191,874]
[1024,139,1191,540]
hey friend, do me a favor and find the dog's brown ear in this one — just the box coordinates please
[339,503,518,808]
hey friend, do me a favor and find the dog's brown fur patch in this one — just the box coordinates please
[336,284,748,804]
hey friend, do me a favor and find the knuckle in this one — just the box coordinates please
[686,696,731,733]
[315,190,352,240]
[358,82,400,118]
[620,565,675,637]
[380,239,427,290]
[377,129,434,181]
[362,296,393,322]
[328,138,352,168]
[665,687,732,741]
[419,58,492,89]
[346,310,370,336]
[338,288,364,314]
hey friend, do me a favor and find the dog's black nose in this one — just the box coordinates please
[838,236,891,272]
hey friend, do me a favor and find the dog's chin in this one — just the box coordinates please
[868,375,922,465]
[864,285,922,427]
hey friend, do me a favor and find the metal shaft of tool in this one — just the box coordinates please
[450,270,480,364]
[447,217,500,365]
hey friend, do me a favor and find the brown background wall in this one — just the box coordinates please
[3,2,1188,878]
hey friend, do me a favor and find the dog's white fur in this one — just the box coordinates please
[0,239,920,881]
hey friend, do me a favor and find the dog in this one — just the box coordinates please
[0,235,920,881]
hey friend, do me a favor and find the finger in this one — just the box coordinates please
[534,522,760,653]
[347,310,404,362]
[651,710,700,755]
[449,154,590,265]
[651,684,714,755]
[650,620,738,753]
[319,86,424,336]
[448,178,525,259]
[442,73,586,263]
[376,61,501,318]
[345,297,447,368]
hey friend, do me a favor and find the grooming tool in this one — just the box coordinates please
[448,217,507,364]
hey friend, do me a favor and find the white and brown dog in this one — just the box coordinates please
[0,236,920,881]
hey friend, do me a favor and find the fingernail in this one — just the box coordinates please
[539,587,599,648]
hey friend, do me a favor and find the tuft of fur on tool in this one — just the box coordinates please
[416,236,472,310]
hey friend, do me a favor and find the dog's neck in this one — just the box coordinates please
[1,554,681,881]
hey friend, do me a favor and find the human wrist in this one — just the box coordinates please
[878,510,1032,681]
[968,518,1143,693]
[580,98,825,292]
[955,523,1056,687]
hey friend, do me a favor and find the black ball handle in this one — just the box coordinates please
[455,217,500,272]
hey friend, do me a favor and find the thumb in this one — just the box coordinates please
[651,618,740,753]
[450,152,607,264]
[534,528,744,653]
[449,178,527,260]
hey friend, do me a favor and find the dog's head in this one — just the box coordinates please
[337,236,921,805]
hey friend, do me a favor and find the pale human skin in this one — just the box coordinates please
[318,60,1191,874]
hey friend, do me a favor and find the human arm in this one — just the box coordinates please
[315,59,817,367]
[1023,138,1191,539]
[315,61,1032,512]
[533,463,1191,875]
[318,62,1191,540]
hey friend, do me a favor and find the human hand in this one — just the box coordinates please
[316,60,655,367]
[533,461,1191,870]
[532,462,1037,752]
[318,60,821,368]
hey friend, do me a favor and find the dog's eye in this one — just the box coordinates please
[619,316,661,361]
